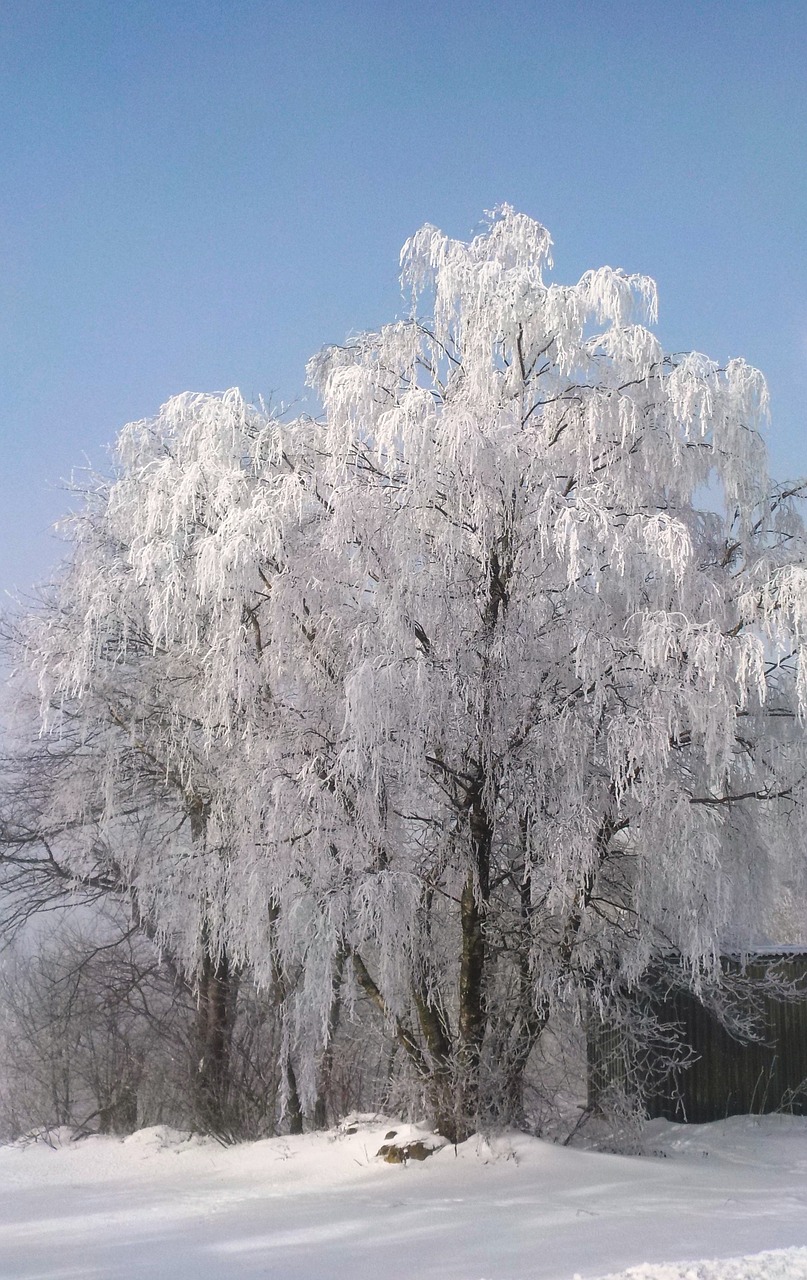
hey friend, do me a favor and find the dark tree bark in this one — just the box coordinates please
[267,895,304,1133]
[193,943,235,1133]
[312,947,345,1130]
[453,777,493,1140]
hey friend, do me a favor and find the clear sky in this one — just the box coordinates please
[1,0,805,597]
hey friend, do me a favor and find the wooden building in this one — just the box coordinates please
[588,951,807,1123]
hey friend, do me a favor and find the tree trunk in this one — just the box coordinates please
[496,866,551,1126]
[194,944,235,1134]
[453,778,493,1140]
[313,947,345,1130]
[284,1058,304,1135]
[447,542,508,1139]
[268,895,304,1133]
[187,801,236,1134]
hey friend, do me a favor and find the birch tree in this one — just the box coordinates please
[14,208,807,1143]
[296,206,807,1138]
[9,395,330,1130]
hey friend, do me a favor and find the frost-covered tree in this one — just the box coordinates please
[4,467,267,1132]
[7,396,336,1131]
[296,207,807,1137]
[13,208,807,1143]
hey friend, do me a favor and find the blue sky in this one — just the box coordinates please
[1,0,805,596]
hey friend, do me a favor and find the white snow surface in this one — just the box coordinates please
[1,1114,807,1279]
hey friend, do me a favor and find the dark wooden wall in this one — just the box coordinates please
[588,955,807,1123]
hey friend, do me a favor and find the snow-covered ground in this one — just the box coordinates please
[1,1115,807,1279]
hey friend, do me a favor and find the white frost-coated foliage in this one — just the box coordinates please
[17,208,807,1126]
[20,392,339,983]
[301,207,807,1024]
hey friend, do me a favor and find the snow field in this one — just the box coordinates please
[1,1114,807,1279]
